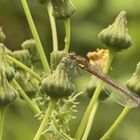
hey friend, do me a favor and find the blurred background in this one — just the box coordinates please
[1,0,140,139]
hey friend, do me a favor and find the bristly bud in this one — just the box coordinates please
[0,28,6,43]
[98,11,132,52]
[15,71,39,98]
[40,57,75,98]
[85,77,108,101]
[37,0,48,4]
[50,51,68,71]
[51,0,75,19]
[0,44,15,81]
[0,68,17,107]
[12,50,32,69]
[126,62,140,95]
[21,39,40,63]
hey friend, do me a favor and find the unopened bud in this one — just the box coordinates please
[98,11,132,52]
[21,39,40,63]
[40,57,75,98]
[51,0,75,19]
[12,50,32,69]
[0,44,15,81]
[0,68,17,107]
[85,77,108,101]
[126,62,140,95]
[15,71,38,98]
[50,51,68,71]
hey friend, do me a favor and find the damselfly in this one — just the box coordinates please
[67,53,140,109]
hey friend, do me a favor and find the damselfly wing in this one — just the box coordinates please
[68,53,140,108]
[103,81,139,108]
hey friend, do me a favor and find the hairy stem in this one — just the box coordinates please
[33,99,57,140]
[7,55,41,81]
[20,0,50,73]
[0,107,6,140]
[47,2,58,52]
[64,19,71,52]
[74,50,114,140]
[13,80,40,114]
[100,106,129,140]
[82,101,99,140]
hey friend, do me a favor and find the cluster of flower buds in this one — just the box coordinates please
[98,11,132,52]
[0,29,40,106]
[5,38,41,71]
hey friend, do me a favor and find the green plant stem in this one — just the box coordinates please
[74,50,115,140]
[7,55,41,81]
[20,0,50,73]
[64,19,71,52]
[47,2,58,51]
[0,107,6,140]
[13,80,40,114]
[82,101,99,140]
[100,106,129,140]
[33,99,57,140]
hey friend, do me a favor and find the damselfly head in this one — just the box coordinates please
[67,53,78,69]
[68,52,76,59]
[68,53,89,67]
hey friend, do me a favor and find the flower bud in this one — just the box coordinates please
[40,58,75,98]
[15,71,38,98]
[12,50,32,69]
[85,77,108,101]
[37,0,48,4]
[0,28,6,43]
[51,0,75,19]
[50,51,68,71]
[98,11,132,52]
[126,62,140,95]
[0,68,17,107]
[0,44,15,81]
[21,39,40,63]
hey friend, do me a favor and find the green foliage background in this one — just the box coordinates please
[0,0,140,140]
